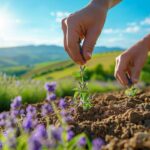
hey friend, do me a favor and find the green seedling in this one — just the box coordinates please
[125,86,138,97]
[74,66,92,110]
[125,73,138,97]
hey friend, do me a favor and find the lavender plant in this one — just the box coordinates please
[74,66,92,110]
[0,81,105,150]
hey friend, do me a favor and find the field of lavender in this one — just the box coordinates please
[0,81,104,150]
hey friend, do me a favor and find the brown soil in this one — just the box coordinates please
[64,88,150,150]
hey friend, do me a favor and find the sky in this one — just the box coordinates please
[0,0,150,48]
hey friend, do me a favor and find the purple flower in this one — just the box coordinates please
[5,128,16,149]
[11,96,22,109]
[67,130,74,141]
[0,119,5,127]
[45,82,56,92]
[0,141,2,149]
[78,137,86,147]
[59,98,67,109]
[34,124,47,139]
[5,118,17,128]
[23,116,37,132]
[29,136,42,150]
[51,125,62,141]
[61,110,73,122]
[0,112,8,120]
[47,93,56,101]
[20,109,25,116]
[41,103,53,116]
[10,110,20,117]
[26,105,36,117]
[92,138,105,150]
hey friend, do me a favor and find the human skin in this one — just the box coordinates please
[115,34,150,86]
[61,0,121,65]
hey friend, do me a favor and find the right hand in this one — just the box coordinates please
[61,0,109,65]
[115,35,150,86]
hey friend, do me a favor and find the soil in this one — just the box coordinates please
[3,88,150,150]
[62,88,150,150]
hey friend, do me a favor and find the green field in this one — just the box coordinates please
[22,51,121,80]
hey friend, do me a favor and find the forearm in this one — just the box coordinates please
[143,34,150,50]
[91,0,121,9]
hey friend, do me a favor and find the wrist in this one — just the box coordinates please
[91,0,109,11]
[143,34,150,51]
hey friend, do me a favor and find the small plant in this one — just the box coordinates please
[74,66,92,110]
[125,86,139,97]
[125,74,139,97]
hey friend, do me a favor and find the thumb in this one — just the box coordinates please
[82,28,100,61]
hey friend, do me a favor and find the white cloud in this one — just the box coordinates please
[103,28,120,34]
[50,11,70,23]
[125,25,140,33]
[141,17,150,25]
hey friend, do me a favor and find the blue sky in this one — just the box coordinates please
[0,0,150,48]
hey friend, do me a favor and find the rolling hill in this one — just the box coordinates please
[0,45,124,77]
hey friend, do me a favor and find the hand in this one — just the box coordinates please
[61,0,109,65]
[115,35,150,86]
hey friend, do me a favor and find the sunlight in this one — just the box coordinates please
[0,11,14,33]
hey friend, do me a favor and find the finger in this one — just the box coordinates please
[114,57,128,86]
[130,56,147,84]
[82,27,100,61]
[66,19,85,65]
[61,18,74,59]
[114,58,124,86]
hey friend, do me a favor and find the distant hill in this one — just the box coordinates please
[0,45,124,68]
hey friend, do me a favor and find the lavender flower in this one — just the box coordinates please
[11,96,22,109]
[45,82,56,92]
[0,112,8,127]
[23,116,37,132]
[47,93,56,101]
[0,112,8,120]
[5,118,17,128]
[0,119,5,127]
[34,124,47,139]
[26,105,36,117]
[59,98,67,109]
[78,137,86,147]
[92,138,104,150]
[29,135,42,150]
[20,109,25,116]
[41,103,53,116]
[61,110,73,122]
[5,128,16,149]
[10,110,20,117]
[51,125,62,141]
[67,130,74,141]
[0,141,2,149]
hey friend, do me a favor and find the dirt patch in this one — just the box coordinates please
[66,89,150,150]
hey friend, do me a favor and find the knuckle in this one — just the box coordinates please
[66,15,74,24]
